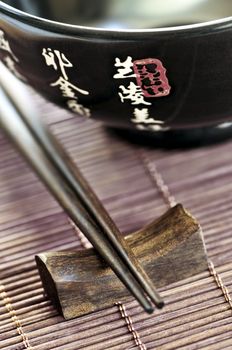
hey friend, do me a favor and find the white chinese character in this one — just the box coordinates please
[217,122,232,129]
[0,30,18,61]
[4,56,26,81]
[67,99,91,118]
[132,108,163,124]
[119,82,151,105]
[42,48,73,80]
[136,124,170,131]
[113,56,136,79]
[51,77,89,98]
[149,124,170,131]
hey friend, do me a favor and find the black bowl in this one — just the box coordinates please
[0,0,232,133]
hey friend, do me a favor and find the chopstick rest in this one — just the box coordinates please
[36,204,208,319]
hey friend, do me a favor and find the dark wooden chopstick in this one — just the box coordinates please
[0,85,154,313]
[0,63,164,311]
[17,99,163,309]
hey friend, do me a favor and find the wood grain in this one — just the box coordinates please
[36,204,207,319]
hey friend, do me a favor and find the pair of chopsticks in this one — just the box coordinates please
[0,63,164,313]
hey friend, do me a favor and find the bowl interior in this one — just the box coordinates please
[2,0,232,29]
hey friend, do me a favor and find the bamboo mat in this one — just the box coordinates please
[1,90,232,350]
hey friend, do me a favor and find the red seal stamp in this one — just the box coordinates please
[133,58,171,98]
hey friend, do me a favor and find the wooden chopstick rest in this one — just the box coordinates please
[36,204,208,319]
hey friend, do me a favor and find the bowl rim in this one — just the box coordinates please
[0,0,232,39]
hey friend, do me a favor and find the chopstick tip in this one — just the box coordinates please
[156,299,165,309]
[145,305,154,314]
